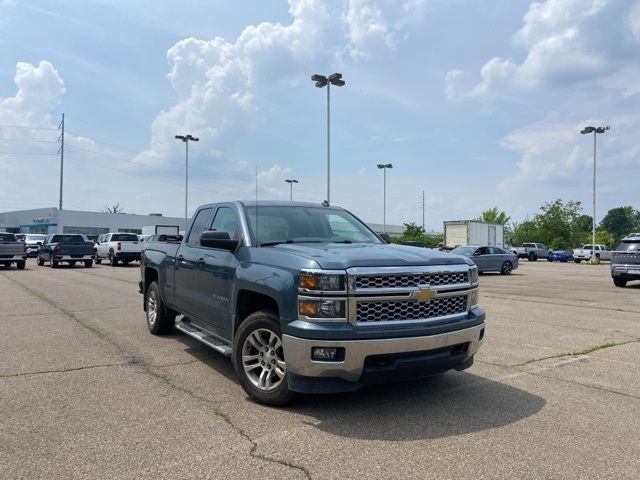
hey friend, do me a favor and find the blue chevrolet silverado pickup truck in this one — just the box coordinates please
[139,201,485,405]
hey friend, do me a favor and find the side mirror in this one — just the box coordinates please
[379,233,391,244]
[200,231,239,251]
[473,251,482,256]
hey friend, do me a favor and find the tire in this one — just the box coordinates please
[500,261,513,275]
[613,278,627,288]
[50,255,58,268]
[547,258,553,262]
[109,255,118,267]
[69,261,76,266]
[145,281,176,335]
[574,259,582,263]
[37,256,45,266]
[84,260,93,268]
[122,260,130,266]
[528,252,537,261]
[95,255,102,264]
[2,261,10,268]
[16,261,26,270]
[233,311,294,406]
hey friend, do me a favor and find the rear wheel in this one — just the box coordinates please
[84,260,93,268]
[109,254,118,266]
[145,281,175,334]
[613,278,627,288]
[528,252,537,261]
[95,255,102,264]
[574,259,582,263]
[233,311,294,406]
[122,259,130,266]
[16,261,25,270]
[500,261,513,275]
[69,261,76,266]
[49,256,58,268]
[547,257,553,262]
[37,256,45,266]
[2,261,10,268]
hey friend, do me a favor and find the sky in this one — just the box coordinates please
[1,0,639,231]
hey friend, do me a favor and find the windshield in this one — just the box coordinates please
[450,246,476,255]
[51,235,86,243]
[25,234,47,241]
[111,234,139,241]
[244,205,382,245]
[616,241,640,252]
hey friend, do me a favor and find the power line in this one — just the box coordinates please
[0,138,59,143]
[0,151,58,155]
[0,124,58,131]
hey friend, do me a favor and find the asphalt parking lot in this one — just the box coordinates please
[1,259,639,479]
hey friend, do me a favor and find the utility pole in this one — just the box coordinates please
[174,134,199,231]
[57,113,64,210]
[311,73,345,205]
[422,190,425,233]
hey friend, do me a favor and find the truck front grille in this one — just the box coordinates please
[355,272,467,289]
[356,295,468,323]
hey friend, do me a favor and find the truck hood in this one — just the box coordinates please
[267,243,472,270]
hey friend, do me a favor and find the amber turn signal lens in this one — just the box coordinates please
[299,274,318,289]
[298,300,318,316]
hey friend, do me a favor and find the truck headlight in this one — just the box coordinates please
[469,288,480,310]
[299,270,346,292]
[298,299,346,320]
[469,267,479,284]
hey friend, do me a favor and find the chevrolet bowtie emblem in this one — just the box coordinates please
[410,288,436,301]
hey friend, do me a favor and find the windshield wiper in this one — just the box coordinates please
[259,240,324,247]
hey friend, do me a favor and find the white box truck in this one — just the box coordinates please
[142,225,180,236]
[444,220,504,248]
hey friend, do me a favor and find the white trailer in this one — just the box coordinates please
[443,220,504,248]
[142,225,180,236]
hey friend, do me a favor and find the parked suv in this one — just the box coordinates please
[95,233,143,266]
[573,244,612,263]
[611,233,640,287]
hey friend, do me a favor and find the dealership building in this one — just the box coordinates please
[0,207,187,236]
[0,207,405,237]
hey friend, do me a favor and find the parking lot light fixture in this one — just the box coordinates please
[175,134,199,230]
[311,72,345,205]
[580,125,609,264]
[376,163,393,233]
[285,179,299,201]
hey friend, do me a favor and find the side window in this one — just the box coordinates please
[210,207,239,241]
[476,247,489,255]
[187,208,213,246]
[489,247,505,254]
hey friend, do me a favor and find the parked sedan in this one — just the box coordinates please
[450,244,519,275]
[547,250,574,262]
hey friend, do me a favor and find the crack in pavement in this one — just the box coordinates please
[483,294,640,314]
[0,271,312,479]
[515,339,639,366]
[0,361,133,379]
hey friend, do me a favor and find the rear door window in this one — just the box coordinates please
[187,208,213,246]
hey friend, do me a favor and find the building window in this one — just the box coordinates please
[63,226,110,236]
[117,228,142,234]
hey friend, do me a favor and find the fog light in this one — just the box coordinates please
[312,347,344,361]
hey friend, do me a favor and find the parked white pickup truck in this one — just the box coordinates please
[573,244,612,263]
[95,233,143,266]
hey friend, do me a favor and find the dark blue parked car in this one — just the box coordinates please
[547,250,574,262]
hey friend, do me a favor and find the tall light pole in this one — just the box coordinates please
[311,72,345,205]
[285,179,299,201]
[377,163,393,233]
[580,125,609,264]
[175,134,199,230]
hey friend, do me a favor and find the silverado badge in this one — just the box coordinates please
[410,288,436,301]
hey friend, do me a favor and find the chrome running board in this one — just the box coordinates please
[175,319,232,357]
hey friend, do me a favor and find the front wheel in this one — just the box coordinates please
[233,311,294,406]
[613,278,627,288]
[145,281,175,334]
[500,261,513,275]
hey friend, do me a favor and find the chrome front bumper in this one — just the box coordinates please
[282,322,485,382]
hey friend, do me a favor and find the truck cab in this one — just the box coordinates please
[139,201,485,405]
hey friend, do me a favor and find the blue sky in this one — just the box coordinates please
[1,0,639,230]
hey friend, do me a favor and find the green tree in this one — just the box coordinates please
[599,206,640,241]
[476,207,510,224]
[573,214,593,234]
[535,199,583,249]
[402,222,425,239]
[511,220,539,247]
[390,222,443,247]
